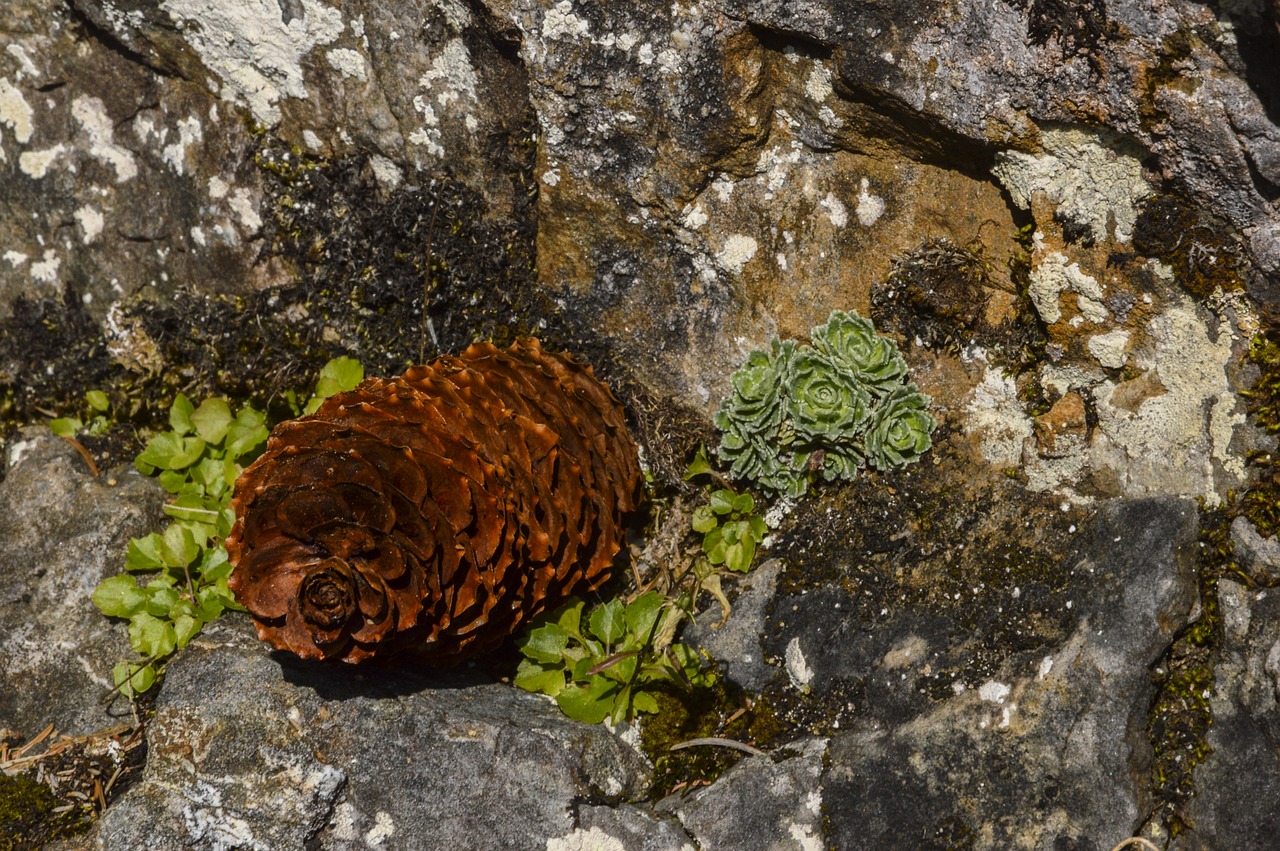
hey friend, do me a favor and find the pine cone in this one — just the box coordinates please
[225,339,642,665]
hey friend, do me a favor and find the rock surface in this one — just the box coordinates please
[776,497,1199,849]
[0,428,164,739]
[1169,578,1280,851]
[4,0,1280,848]
[80,617,655,851]
[657,737,826,851]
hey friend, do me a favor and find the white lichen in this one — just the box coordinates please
[715,234,758,275]
[159,0,345,125]
[804,63,833,102]
[368,154,402,189]
[820,192,848,228]
[72,95,138,182]
[546,827,628,851]
[855,177,884,226]
[30,249,60,284]
[978,680,1011,703]
[785,637,815,689]
[1028,251,1108,324]
[364,811,395,846]
[326,47,368,81]
[1091,301,1242,504]
[966,367,1032,467]
[1087,330,1130,368]
[0,77,34,145]
[162,116,203,175]
[992,126,1150,243]
[542,1,591,40]
[18,144,63,178]
[74,205,105,245]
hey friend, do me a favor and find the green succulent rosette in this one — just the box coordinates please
[811,310,907,397]
[718,339,794,432]
[714,310,934,498]
[816,443,866,482]
[786,349,871,442]
[864,384,936,470]
[716,339,795,483]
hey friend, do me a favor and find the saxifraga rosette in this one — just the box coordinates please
[224,339,643,665]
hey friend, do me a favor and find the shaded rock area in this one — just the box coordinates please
[4,0,1280,848]
[656,737,826,851]
[0,428,164,738]
[1170,578,1280,850]
[810,498,1199,850]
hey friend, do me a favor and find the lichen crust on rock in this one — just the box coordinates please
[225,338,643,665]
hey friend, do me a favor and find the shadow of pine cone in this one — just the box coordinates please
[225,338,643,665]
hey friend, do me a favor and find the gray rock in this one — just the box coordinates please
[1230,515,1280,584]
[656,737,826,851]
[84,617,654,851]
[0,427,165,738]
[1169,579,1280,850]
[575,804,696,851]
[804,498,1199,849]
[685,559,781,691]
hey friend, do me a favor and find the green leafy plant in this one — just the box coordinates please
[715,310,936,498]
[91,358,365,697]
[514,593,715,725]
[48,390,112,438]
[691,488,766,575]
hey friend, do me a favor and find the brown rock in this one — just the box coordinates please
[1034,391,1088,457]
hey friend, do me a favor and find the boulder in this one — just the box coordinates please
[82,618,653,851]
[0,428,165,739]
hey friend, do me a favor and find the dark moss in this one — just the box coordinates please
[638,676,754,798]
[1145,501,1229,837]
[1132,194,1246,300]
[0,129,552,478]
[1010,0,1110,57]
[0,772,90,849]
[766,438,1085,706]
[870,236,1045,373]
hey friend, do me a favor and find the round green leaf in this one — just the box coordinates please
[85,390,110,412]
[169,393,195,436]
[92,574,148,618]
[517,623,571,664]
[690,505,718,534]
[555,679,617,724]
[190,398,233,445]
[49,417,82,437]
[128,612,177,658]
[588,599,626,645]
[112,662,156,698]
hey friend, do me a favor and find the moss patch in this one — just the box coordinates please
[767,441,1084,694]
[1145,501,1228,837]
[1132,193,1246,300]
[0,772,88,850]
[872,236,1046,373]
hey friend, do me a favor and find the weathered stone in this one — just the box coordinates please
[1230,515,1280,584]
[0,3,273,317]
[783,498,1199,849]
[657,737,826,851]
[82,617,653,851]
[571,805,695,851]
[1169,579,1280,850]
[685,559,781,692]
[0,428,165,738]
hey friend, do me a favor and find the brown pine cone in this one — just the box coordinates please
[225,339,642,665]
